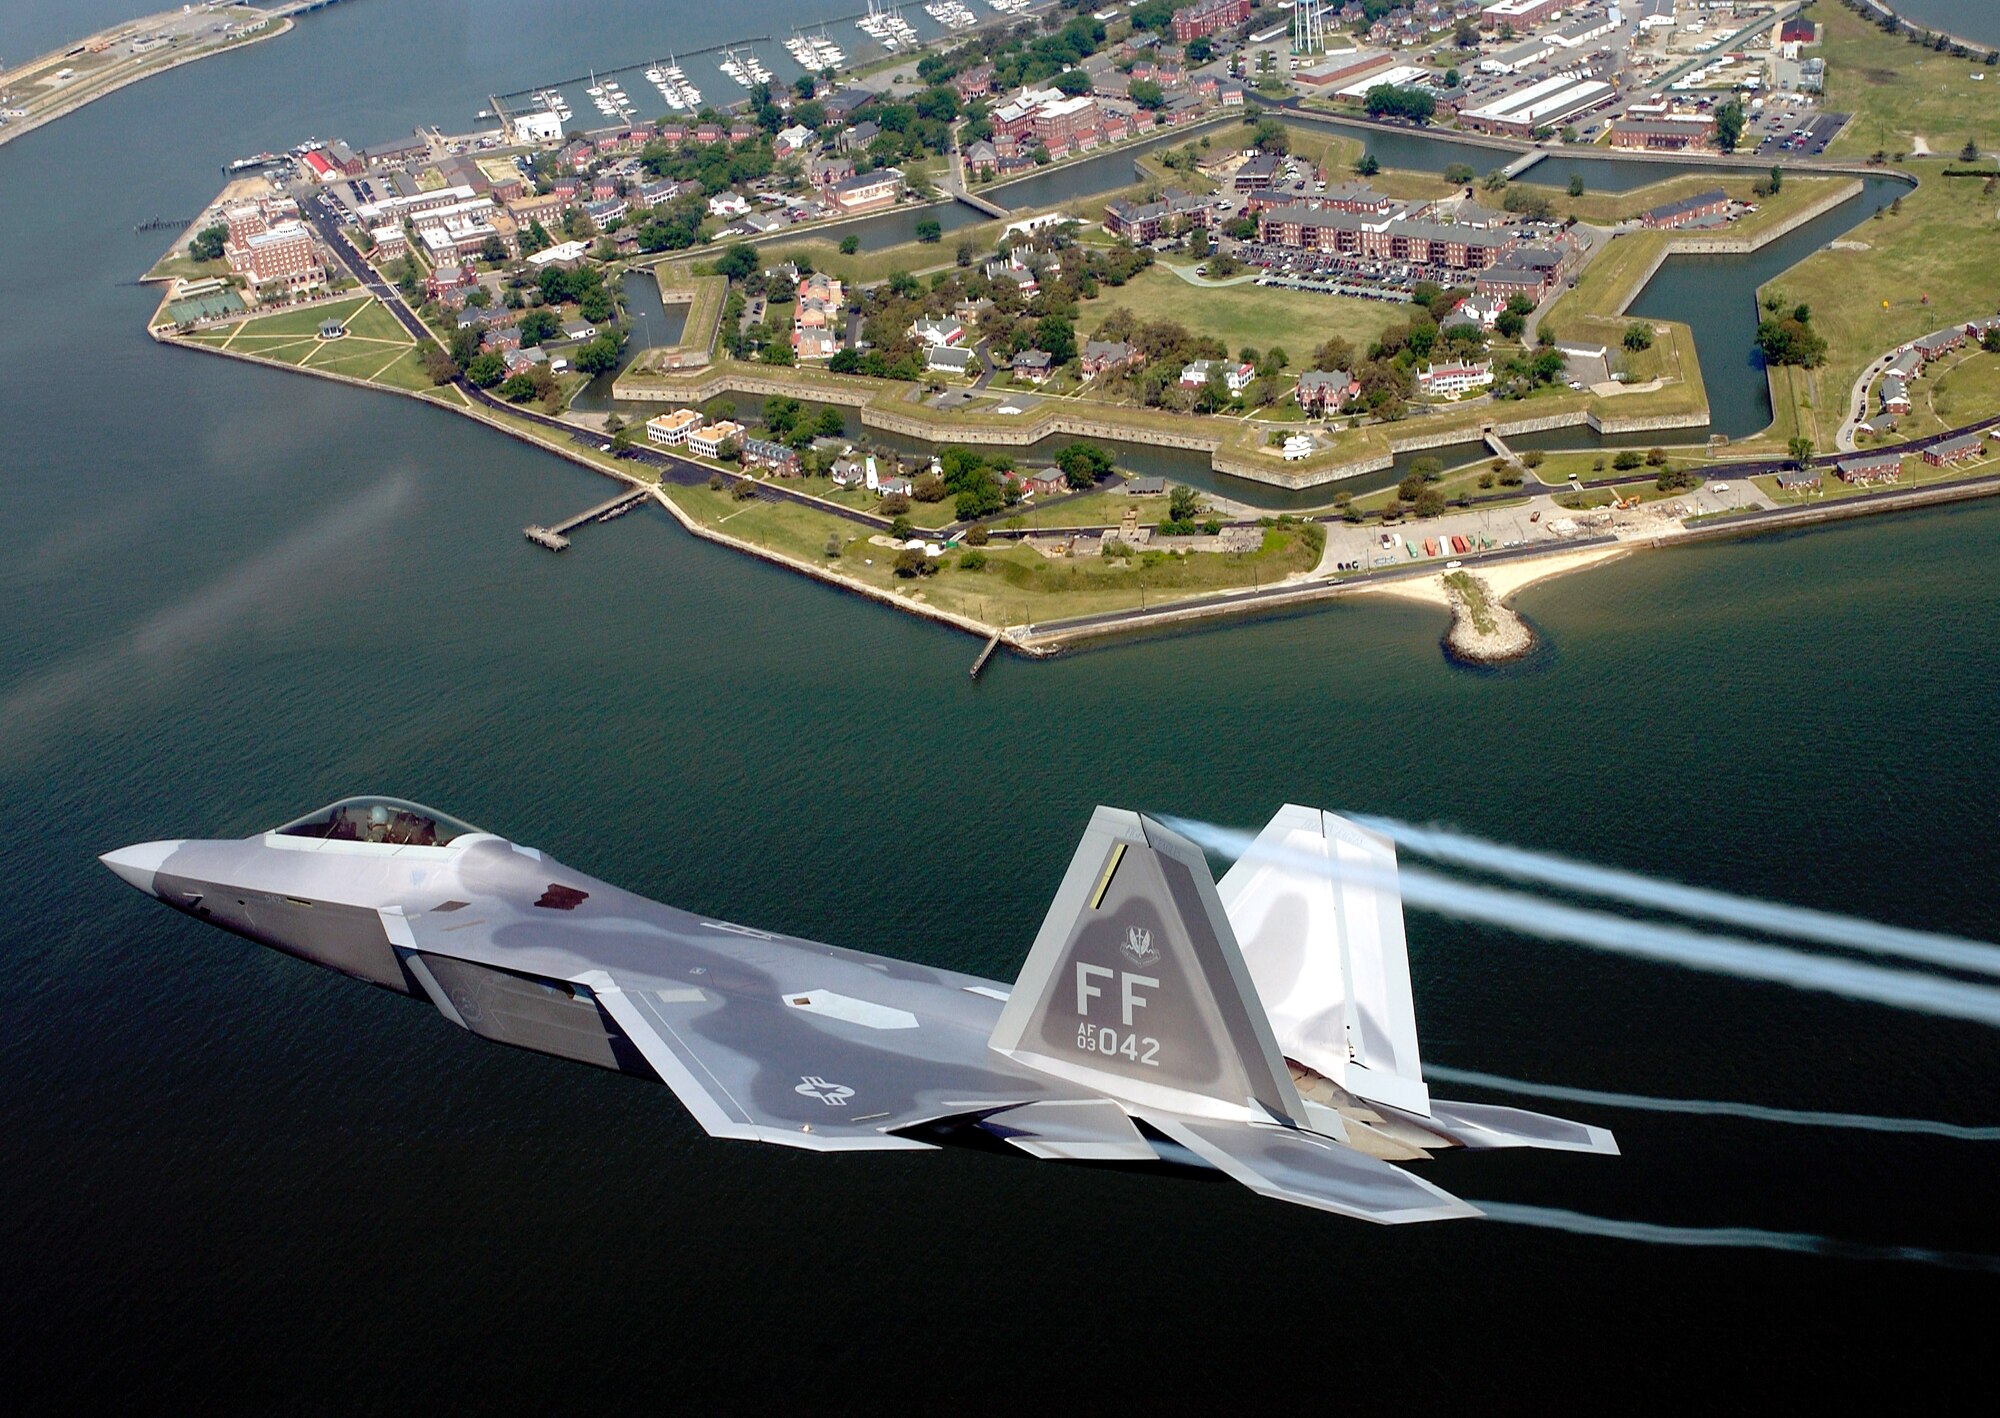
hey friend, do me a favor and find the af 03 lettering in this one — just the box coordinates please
[1073,962,1157,1026]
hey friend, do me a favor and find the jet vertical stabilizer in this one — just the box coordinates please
[989,808,1310,1127]
[1217,805,1430,1117]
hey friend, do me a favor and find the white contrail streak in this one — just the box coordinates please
[1165,819,2000,1030]
[1425,1065,2000,1142]
[1352,814,2000,980]
[1477,1202,2000,1273]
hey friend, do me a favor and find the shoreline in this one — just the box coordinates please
[0,14,294,151]
[150,322,2000,663]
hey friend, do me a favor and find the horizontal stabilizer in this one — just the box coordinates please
[980,1099,1158,1163]
[1147,1115,1480,1225]
[1421,1099,1620,1156]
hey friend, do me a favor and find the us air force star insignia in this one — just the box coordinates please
[1121,926,1159,967]
[795,1075,855,1106]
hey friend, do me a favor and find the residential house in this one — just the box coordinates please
[926,344,976,375]
[1012,350,1055,383]
[774,124,816,158]
[1295,369,1360,413]
[743,437,802,474]
[910,316,964,347]
[1080,340,1136,377]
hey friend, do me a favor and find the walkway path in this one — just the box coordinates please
[1157,261,1261,289]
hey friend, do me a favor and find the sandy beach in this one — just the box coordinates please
[1356,544,1633,608]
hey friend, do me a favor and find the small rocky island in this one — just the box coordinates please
[1441,570,1534,664]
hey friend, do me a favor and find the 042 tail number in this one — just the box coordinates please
[1075,1023,1160,1066]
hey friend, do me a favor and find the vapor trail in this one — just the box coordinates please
[1477,1202,2000,1273]
[1426,1064,2000,1142]
[1353,814,2000,980]
[1166,819,2000,1030]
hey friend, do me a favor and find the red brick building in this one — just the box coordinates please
[1172,0,1250,43]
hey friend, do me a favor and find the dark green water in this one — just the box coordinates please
[4,3,1999,1410]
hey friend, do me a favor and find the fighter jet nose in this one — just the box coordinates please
[99,840,185,897]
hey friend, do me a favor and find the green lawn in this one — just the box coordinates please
[1865,349,2000,442]
[1077,263,1401,362]
[1812,0,2000,159]
[1005,490,1175,529]
[1752,444,1997,503]
[230,295,379,340]
[664,479,1323,627]
[1759,164,2000,448]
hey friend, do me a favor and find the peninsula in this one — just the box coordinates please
[0,2,321,150]
[137,0,2000,662]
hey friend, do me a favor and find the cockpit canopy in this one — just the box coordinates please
[273,797,482,849]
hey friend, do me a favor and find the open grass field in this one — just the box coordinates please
[1077,263,1402,360]
[662,480,1320,626]
[1812,1,2000,160]
[1759,161,2000,446]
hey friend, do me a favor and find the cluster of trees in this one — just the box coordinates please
[758,396,848,451]
[189,224,228,263]
[1756,302,1827,368]
[1054,441,1115,490]
[1362,86,1437,125]
[935,446,1020,520]
[535,262,615,324]
[914,13,1107,98]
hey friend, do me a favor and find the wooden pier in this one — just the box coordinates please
[525,486,651,552]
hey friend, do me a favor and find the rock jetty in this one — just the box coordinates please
[1441,570,1534,664]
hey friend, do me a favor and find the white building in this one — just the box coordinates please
[1417,359,1495,397]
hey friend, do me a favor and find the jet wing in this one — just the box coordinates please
[378,889,1052,1153]
[1146,1115,1481,1224]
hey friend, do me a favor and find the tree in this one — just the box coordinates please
[1414,489,1447,518]
[1055,441,1114,488]
[1715,100,1746,153]
[1568,174,1585,198]
[497,372,538,402]
[1129,78,1165,110]
[423,346,460,385]
[1354,153,1381,176]
[1167,484,1201,524]
[573,333,622,375]
[815,405,847,438]
[1624,322,1654,352]
[1787,436,1815,468]
[465,352,507,388]
[189,224,229,263]
[1444,162,1475,185]
[915,218,943,243]
[839,234,860,255]
[1612,449,1643,471]
[1963,138,1983,162]
[1645,447,1667,467]
[714,244,759,281]
[1482,169,1509,193]
[1768,165,1783,194]
[892,547,926,577]
[1186,37,1213,64]
[478,235,508,265]
[1495,308,1526,340]
[1036,313,1076,364]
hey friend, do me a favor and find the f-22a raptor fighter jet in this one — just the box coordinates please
[102,800,1614,1222]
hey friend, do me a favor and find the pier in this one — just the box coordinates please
[969,631,1002,679]
[524,486,651,552]
[1500,150,1546,180]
